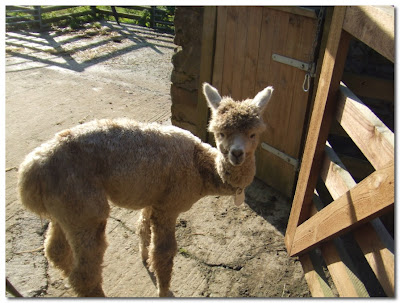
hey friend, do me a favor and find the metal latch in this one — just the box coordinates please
[272,54,315,75]
[261,142,300,171]
[272,54,316,92]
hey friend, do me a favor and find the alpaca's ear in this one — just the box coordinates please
[203,82,222,111]
[252,86,274,112]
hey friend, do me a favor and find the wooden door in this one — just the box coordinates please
[208,6,318,197]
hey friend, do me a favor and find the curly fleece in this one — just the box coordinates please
[208,97,266,133]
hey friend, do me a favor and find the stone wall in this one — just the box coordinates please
[170,7,204,136]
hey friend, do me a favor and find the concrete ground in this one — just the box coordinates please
[5,21,310,298]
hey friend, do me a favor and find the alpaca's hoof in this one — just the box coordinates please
[158,288,173,297]
[140,246,149,263]
[81,285,105,297]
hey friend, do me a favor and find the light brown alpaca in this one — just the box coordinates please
[17,83,273,297]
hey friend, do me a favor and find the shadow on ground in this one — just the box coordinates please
[245,178,291,235]
[5,20,175,73]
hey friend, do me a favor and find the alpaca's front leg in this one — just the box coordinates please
[148,211,178,297]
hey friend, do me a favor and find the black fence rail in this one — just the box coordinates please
[6,6,174,32]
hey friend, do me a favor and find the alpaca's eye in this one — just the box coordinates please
[219,133,225,138]
[250,133,256,139]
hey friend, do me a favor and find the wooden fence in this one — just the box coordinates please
[285,6,394,297]
[5,6,174,31]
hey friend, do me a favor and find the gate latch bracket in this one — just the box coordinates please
[272,54,315,76]
[261,142,300,171]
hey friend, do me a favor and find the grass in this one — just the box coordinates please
[178,248,191,258]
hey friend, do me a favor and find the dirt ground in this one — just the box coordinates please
[5,21,310,298]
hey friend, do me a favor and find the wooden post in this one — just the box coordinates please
[150,6,156,28]
[90,6,97,19]
[196,6,217,142]
[284,6,350,255]
[34,6,42,29]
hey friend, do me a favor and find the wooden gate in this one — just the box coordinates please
[285,6,394,297]
[197,6,319,197]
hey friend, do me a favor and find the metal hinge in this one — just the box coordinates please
[272,54,316,76]
[261,142,300,171]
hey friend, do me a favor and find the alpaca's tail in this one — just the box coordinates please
[17,152,49,217]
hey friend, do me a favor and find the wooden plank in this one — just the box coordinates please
[254,7,275,93]
[313,192,369,297]
[6,5,36,12]
[321,142,357,199]
[42,10,93,24]
[254,8,291,195]
[231,7,249,100]
[211,6,227,93]
[241,6,262,99]
[342,6,394,63]
[320,241,368,297]
[40,6,81,13]
[321,143,394,296]
[284,7,349,253]
[306,7,334,130]
[353,223,394,296]
[336,83,394,170]
[342,72,394,103]
[196,6,217,142]
[283,16,317,158]
[290,160,394,256]
[207,6,227,147]
[94,9,141,21]
[220,7,238,96]
[299,253,335,297]
[261,9,289,151]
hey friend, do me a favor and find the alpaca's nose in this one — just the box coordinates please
[231,149,244,158]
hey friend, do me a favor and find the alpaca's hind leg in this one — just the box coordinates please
[148,211,178,297]
[44,221,73,277]
[137,207,152,263]
[66,219,108,297]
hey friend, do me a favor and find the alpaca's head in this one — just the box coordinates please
[203,83,274,166]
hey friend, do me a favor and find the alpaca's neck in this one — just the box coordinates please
[194,142,256,197]
[216,152,256,190]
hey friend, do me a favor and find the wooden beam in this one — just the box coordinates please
[321,241,368,297]
[336,83,394,170]
[284,7,349,254]
[290,160,394,256]
[353,223,394,296]
[241,6,263,100]
[196,6,217,142]
[320,142,356,199]
[320,143,394,296]
[211,6,227,93]
[40,6,81,13]
[300,253,335,297]
[312,194,369,297]
[343,6,394,63]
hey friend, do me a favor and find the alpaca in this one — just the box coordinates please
[17,83,273,297]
